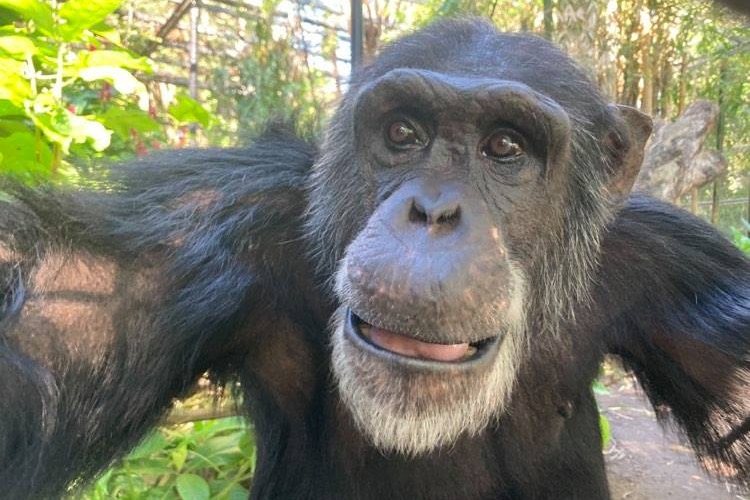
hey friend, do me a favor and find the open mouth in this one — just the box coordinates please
[345,309,499,366]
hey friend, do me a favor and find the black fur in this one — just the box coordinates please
[1,19,748,500]
[599,195,750,478]
[0,133,323,497]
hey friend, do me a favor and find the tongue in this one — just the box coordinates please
[365,326,470,362]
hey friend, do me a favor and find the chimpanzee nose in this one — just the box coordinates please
[408,193,462,232]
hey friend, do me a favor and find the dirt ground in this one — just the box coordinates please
[599,379,747,500]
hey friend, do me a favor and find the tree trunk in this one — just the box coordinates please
[635,100,727,203]
[677,52,688,115]
[640,32,653,115]
[691,188,699,214]
[710,60,727,225]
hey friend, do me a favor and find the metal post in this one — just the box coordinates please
[543,0,553,40]
[351,0,363,70]
[188,0,200,145]
[188,0,200,100]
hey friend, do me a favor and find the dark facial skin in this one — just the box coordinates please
[345,69,571,343]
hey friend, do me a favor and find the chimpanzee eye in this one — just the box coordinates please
[481,130,524,161]
[385,120,423,149]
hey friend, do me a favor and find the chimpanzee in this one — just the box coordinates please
[0,19,748,500]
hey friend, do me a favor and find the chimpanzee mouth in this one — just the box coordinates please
[345,309,500,368]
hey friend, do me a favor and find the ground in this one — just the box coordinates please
[600,377,748,500]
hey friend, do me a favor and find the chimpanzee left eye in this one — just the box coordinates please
[385,119,425,150]
[481,130,524,160]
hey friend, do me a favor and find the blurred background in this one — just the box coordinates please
[0,1,747,498]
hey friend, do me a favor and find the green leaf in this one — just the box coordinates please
[168,93,213,128]
[0,99,24,117]
[128,432,169,460]
[0,118,31,136]
[58,0,123,41]
[29,106,72,150]
[175,474,210,500]
[238,432,254,457]
[122,461,174,477]
[591,380,610,396]
[227,485,250,500]
[0,0,54,34]
[0,35,37,59]
[731,226,750,255]
[90,21,121,45]
[99,107,161,139]
[202,417,246,433]
[172,441,188,472]
[261,0,281,17]
[0,58,31,104]
[78,66,147,96]
[0,130,53,178]
[197,434,241,458]
[79,50,151,72]
[599,413,611,448]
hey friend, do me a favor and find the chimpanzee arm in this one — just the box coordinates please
[600,194,750,484]
[0,131,318,498]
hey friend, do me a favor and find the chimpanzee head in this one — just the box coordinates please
[306,20,651,455]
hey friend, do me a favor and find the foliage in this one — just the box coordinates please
[731,222,750,255]
[593,378,612,448]
[206,5,325,140]
[210,19,322,140]
[599,414,612,449]
[689,17,750,194]
[0,0,214,182]
[75,416,255,500]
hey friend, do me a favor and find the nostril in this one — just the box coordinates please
[409,200,428,225]
[436,205,461,228]
[408,198,462,230]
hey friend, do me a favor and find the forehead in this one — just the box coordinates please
[352,21,606,119]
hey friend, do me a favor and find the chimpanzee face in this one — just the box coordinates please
[310,29,648,456]
[326,68,568,454]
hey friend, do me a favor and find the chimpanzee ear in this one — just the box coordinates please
[603,104,653,200]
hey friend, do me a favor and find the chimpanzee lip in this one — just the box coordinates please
[344,308,501,370]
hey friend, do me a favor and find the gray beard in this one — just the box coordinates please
[330,262,528,456]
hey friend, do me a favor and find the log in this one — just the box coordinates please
[634,100,727,202]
